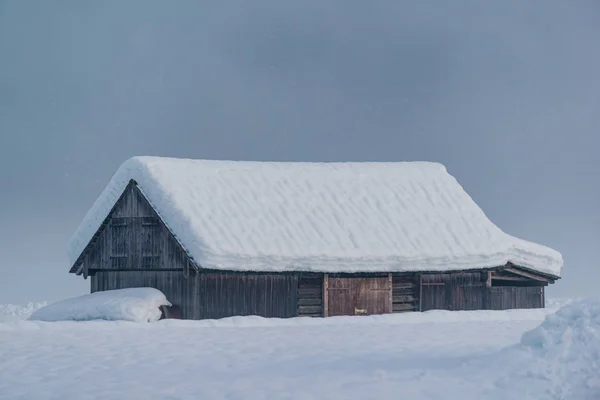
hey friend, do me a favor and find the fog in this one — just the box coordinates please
[1,1,599,303]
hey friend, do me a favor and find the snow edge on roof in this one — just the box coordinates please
[67,156,563,277]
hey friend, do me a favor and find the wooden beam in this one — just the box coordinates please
[483,271,491,310]
[486,271,492,288]
[491,275,531,282]
[504,267,551,283]
[388,273,393,314]
[323,274,329,317]
[418,274,423,312]
[75,263,84,276]
[542,287,545,307]
[392,295,416,303]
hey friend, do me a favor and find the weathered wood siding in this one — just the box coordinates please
[91,270,299,319]
[489,286,544,310]
[191,272,298,320]
[297,276,323,317]
[90,268,547,319]
[84,184,189,273]
[391,273,419,312]
[420,272,486,311]
[419,271,546,311]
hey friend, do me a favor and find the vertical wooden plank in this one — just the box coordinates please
[197,271,204,320]
[248,274,254,316]
[259,275,265,316]
[98,230,106,272]
[252,275,259,315]
[191,271,200,320]
[206,273,214,318]
[272,275,278,316]
[129,216,136,270]
[218,273,225,316]
[387,273,393,314]
[541,286,545,308]
[418,274,423,311]
[259,274,265,316]
[82,262,88,280]
[290,275,298,317]
[323,274,329,317]
[105,217,113,270]
[176,270,185,319]
[110,270,116,289]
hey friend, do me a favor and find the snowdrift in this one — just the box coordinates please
[519,298,600,398]
[0,302,47,322]
[28,288,170,323]
[488,298,600,399]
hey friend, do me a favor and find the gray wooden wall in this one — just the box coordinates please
[91,268,546,319]
[420,271,545,311]
[83,183,189,273]
[91,270,298,319]
[190,273,298,319]
[489,286,544,309]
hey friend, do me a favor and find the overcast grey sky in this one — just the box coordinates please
[1,1,599,303]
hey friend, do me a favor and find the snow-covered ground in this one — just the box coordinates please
[1,297,595,400]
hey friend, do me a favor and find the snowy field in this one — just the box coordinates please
[2,297,597,400]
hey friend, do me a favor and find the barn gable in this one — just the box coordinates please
[70,180,196,276]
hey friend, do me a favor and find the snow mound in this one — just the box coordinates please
[544,297,575,310]
[68,156,563,276]
[521,298,600,391]
[0,302,47,322]
[28,288,170,323]
[493,298,600,399]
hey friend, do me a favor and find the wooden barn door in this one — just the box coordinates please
[326,276,391,316]
[420,282,446,311]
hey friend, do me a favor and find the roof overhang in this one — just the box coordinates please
[500,262,560,283]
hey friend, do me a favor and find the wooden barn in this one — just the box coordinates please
[68,157,562,319]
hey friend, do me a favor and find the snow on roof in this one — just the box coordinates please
[68,156,563,277]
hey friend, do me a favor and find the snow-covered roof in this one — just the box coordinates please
[68,156,563,277]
